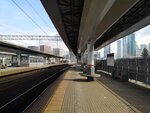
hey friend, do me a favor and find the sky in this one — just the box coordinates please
[0,0,68,53]
[135,25,150,45]
[0,0,150,57]
[98,24,150,57]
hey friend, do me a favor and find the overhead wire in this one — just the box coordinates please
[11,0,60,48]
[0,24,29,45]
[25,0,54,34]
[25,0,58,45]
[11,0,48,35]
[0,25,37,46]
[0,24,23,35]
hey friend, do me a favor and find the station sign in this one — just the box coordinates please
[107,53,114,66]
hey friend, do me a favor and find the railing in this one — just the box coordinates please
[96,58,150,84]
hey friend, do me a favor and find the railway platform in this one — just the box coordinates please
[24,66,142,113]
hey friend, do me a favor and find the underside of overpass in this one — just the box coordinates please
[41,0,150,55]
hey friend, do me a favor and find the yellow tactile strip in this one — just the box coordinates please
[43,69,141,113]
[60,70,141,113]
[60,71,78,113]
[23,71,67,113]
[43,71,71,113]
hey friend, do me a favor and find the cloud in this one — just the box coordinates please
[135,25,150,45]
[0,24,68,52]
[98,25,150,57]
[0,0,69,54]
[30,26,58,35]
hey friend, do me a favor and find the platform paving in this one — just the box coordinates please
[96,70,150,113]
[42,67,140,113]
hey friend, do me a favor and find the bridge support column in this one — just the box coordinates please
[81,53,84,64]
[55,58,60,64]
[81,53,84,71]
[17,54,21,67]
[81,52,86,72]
[43,57,47,65]
[87,41,95,81]
[47,57,51,64]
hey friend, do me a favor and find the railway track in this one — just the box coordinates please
[0,64,69,113]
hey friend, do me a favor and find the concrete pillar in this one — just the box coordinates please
[81,54,84,64]
[77,50,81,64]
[20,54,29,67]
[47,57,51,64]
[81,53,85,71]
[43,57,47,65]
[56,58,60,64]
[17,54,21,67]
[27,55,29,67]
[81,53,83,70]
[56,58,58,64]
[87,41,95,80]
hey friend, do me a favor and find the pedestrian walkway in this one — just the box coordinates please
[42,67,140,113]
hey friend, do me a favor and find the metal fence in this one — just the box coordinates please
[96,58,150,84]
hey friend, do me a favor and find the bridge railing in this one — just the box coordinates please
[96,58,150,84]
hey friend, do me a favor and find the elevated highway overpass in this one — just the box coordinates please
[0,41,63,67]
[1,1,150,112]
[41,0,150,54]
[0,41,62,58]
[41,0,150,79]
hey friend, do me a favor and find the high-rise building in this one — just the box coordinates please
[122,36,128,58]
[136,44,139,50]
[127,33,136,57]
[136,44,141,57]
[28,46,39,51]
[136,49,142,57]
[94,51,101,60]
[40,45,51,54]
[104,45,110,58]
[117,40,121,58]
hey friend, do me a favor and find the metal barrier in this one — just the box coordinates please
[96,58,150,84]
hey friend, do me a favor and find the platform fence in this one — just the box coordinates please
[96,58,150,84]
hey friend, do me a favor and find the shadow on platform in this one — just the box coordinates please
[96,70,150,113]
[64,78,89,82]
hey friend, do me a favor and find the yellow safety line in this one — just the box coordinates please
[43,71,70,113]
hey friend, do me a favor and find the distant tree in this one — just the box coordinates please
[141,48,149,58]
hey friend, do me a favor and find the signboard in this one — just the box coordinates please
[107,53,114,66]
